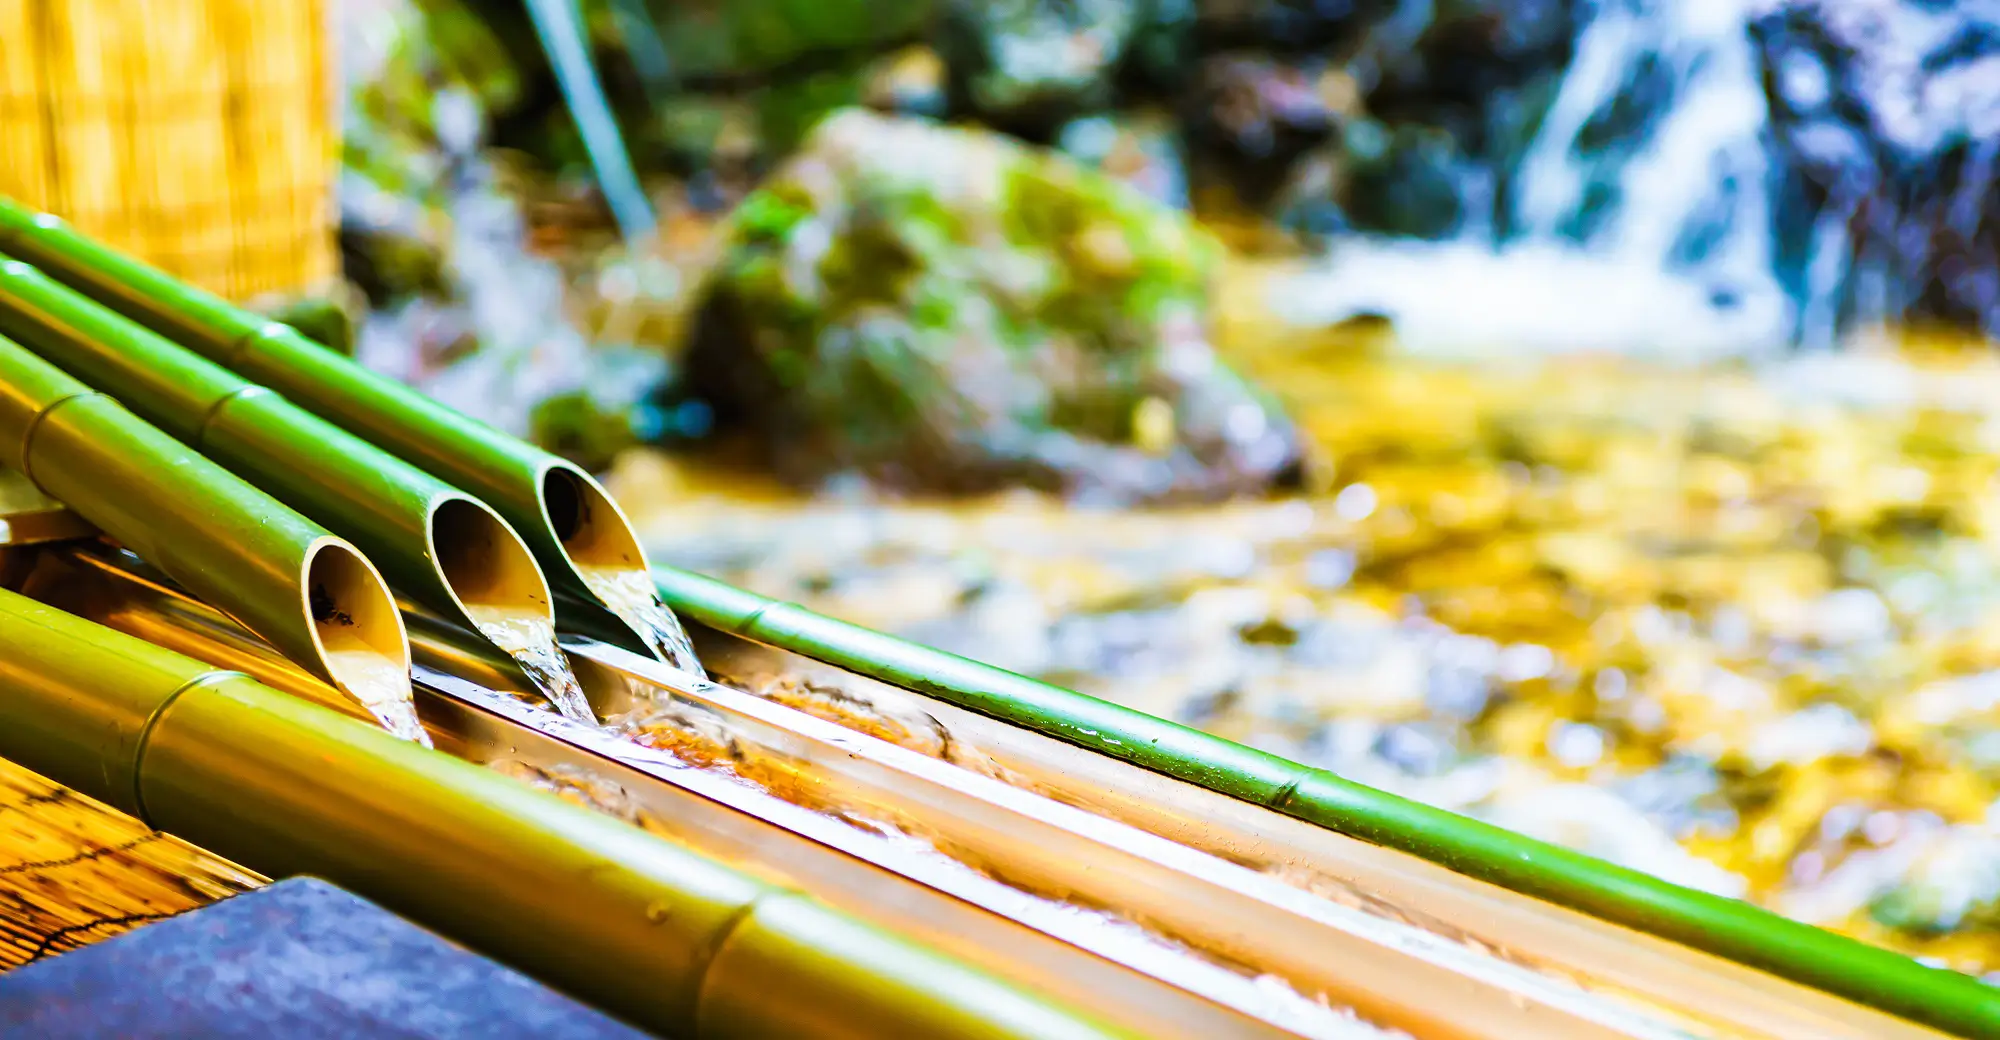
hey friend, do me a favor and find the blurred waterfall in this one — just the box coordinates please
[1277,0,1790,358]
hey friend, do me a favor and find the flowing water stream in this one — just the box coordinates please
[325,648,431,745]
[492,749,1417,1040]
[579,566,707,678]
[465,607,598,724]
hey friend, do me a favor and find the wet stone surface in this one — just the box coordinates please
[0,878,644,1039]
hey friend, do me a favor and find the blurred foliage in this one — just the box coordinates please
[530,389,643,471]
[633,0,933,81]
[268,297,359,357]
[634,311,2000,973]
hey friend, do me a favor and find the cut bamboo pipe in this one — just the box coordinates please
[11,545,375,726]
[17,542,580,719]
[0,257,595,723]
[0,587,1133,1040]
[0,197,703,678]
[15,544,1691,1040]
[0,332,421,742]
[28,548,1957,1040]
[9,551,1298,1040]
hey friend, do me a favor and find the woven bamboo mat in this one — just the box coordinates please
[0,755,263,971]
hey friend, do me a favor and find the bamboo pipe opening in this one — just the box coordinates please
[429,494,598,723]
[303,539,419,743]
[429,496,553,623]
[541,462,644,572]
[540,461,704,677]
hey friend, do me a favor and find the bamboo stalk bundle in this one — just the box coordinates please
[0,257,595,723]
[19,536,1963,1038]
[0,588,1134,1040]
[14,543,544,721]
[0,197,705,676]
[0,0,334,303]
[0,331,419,742]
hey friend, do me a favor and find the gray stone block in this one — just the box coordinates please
[0,877,650,1038]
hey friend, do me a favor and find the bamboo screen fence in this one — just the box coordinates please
[0,0,336,303]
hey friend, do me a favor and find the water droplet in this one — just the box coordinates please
[1334,483,1377,521]
[471,609,596,725]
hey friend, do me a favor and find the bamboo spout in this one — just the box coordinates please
[19,541,610,718]
[0,197,703,677]
[0,255,593,723]
[0,332,421,742]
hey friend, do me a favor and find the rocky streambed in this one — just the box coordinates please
[619,334,2000,980]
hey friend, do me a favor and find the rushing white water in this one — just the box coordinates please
[1280,0,1796,358]
[466,607,599,724]
[579,566,708,679]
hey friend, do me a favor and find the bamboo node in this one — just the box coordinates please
[16,390,110,487]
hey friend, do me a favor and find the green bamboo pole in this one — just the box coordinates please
[0,197,702,678]
[4,196,1994,1036]
[0,332,422,743]
[648,570,2000,1038]
[0,588,1134,1040]
[0,257,594,724]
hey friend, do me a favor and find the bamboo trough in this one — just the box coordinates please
[0,195,1996,1037]
[0,583,1132,1040]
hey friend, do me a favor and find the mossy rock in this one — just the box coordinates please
[684,109,1301,503]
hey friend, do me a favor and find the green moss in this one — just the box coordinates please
[999,162,1087,253]
[530,390,639,472]
[806,321,936,441]
[688,112,1298,500]
[908,281,960,330]
[733,187,814,244]
[818,217,921,313]
[268,297,357,357]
